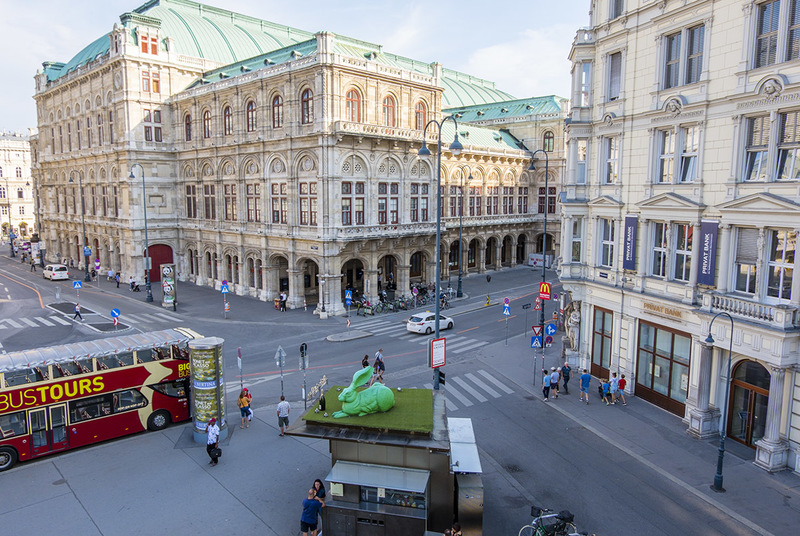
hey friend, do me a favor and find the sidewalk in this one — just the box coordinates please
[481,332,799,536]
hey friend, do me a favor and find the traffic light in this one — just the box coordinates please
[436,368,445,386]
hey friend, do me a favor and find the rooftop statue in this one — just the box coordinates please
[334,366,395,418]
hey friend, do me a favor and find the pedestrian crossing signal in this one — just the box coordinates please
[436,368,446,386]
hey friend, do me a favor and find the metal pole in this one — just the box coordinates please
[457,169,464,298]
[78,174,90,282]
[530,150,549,376]
[129,164,153,302]
[708,312,735,492]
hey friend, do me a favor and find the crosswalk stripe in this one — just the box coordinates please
[440,383,473,407]
[423,383,459,411]
[478,369,515,394]
[50,316,72,326]
[153,312,179,322]
[369,325,399,335]
[36,317,55,327]
[450,377,487,403]
[465,372,501,398]
[446,339,478,351]
[20,318,39,327]
[3,319,23,328]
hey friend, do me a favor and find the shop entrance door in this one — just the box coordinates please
[728,361,769,448]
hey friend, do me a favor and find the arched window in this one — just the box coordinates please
[415,101,427,130]
[382,95,396,127]
[301,89,313,124]
[203,110,212,138]
[272,95,284,128]
[184,114,192,141]
[223,106,233,135]
[246,100,257,132]
[543,131,555,152]
[346,90,361,122]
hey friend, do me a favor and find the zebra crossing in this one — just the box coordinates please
[421,368,515,412]
[353,317,489,357]
[0,311,180,329]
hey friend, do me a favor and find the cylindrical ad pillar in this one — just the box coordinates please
[161,263,177,308]
[189,337,227,444]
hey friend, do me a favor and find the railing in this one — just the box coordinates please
[702,292,797,329]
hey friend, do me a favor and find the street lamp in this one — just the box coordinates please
[3,178,13,257]
[529,150,549,377]
[419,115,463,390]
[705,311,735,493]
[456,165,471,298]
[129,164,153,302]
[68,173,91,282]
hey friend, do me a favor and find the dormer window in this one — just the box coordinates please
[140,34,158,55]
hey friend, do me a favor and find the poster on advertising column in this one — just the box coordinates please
[623,215,638,271]
[698,220,719,286]
[161,263,176,308]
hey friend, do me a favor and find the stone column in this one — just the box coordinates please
[324,274,345,316]
[398,264,411,297]
[477,242,486,273]
[562,216,573,265]
[235,258,246,296]
[755,366,789,472]
[509,237,518,267]
[287,269,304,310]
[686,338,720,438]
[792,228,800,300]
[717,224,732,293]
[684,222,701,304]
[495,241,502,270]
[366,269,379,303]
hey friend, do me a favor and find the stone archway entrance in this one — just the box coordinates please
[147,244,173,282]
[341,259,365,300]
[501,235,513,266]
[485,237,497,267]
[516,234,527,264]
[728,361,769,448]
[468,239,478,270]
[410,251,426,281]
[377,255,397,291]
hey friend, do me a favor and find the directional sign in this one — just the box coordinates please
[345,289,353,300]
[113,317,119,326]
[110,308,120,318]
[83,246,91,258]
[73,281,82,289]
[522,303,532,310]
[545,335,553,347]
[220,283,229,294]
[504,297,510,305]
[532,325,543,336]
[346,319,351,327]
[545,322,558,336]
[346,298,352,307]
[531,336,542,348]
[275,346,287,367]
[540,282,552,300]
[502,305,511,316]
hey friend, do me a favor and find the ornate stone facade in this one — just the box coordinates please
[0,132,35,241]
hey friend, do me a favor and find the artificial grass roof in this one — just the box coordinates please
[302,386,433,434]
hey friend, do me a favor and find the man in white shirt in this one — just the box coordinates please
[550,367,560,399]
[206,417,220,466]
[609,372,619,405]
[277,395,290,436]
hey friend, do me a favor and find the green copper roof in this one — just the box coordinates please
[444,96,566,123]
[44,33,110,80]
[440,121,526,153]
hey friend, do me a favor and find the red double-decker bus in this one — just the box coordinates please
[0,328,200,471]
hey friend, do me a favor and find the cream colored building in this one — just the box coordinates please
[0,132,35,242]
[32,0,567,313]
[562,0,800,473]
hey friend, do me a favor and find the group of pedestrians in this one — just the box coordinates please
[601,372,628,406]
[542,362,571,401]
[300,479,326,536]
[362,348,386,386]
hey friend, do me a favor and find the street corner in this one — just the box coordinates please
[326,330,373,342]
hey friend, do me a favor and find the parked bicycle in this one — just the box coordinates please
[518,506,586,536]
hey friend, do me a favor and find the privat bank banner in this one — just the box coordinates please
[698,220,719,286]
[623,216,638,271]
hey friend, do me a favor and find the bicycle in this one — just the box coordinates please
[518,506,580,536]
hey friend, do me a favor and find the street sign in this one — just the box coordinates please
[545,322,558,336]
[531,336,542,348]
[346,298,352,307]
[532,326,543,336]
[83,246,91,258]
[502,305,511,316]
[94,259,101,270]
[220,283,229,294]
[346,319,351,328]
[536,297,541,304]
[504,297,510,305]
[113,317,119,326]
[539,282,551,300]
[110,308,120,318]
[553,292,559,300]
[534,302,541,311]
[412,287,418,295]
[275,346,287,367]
[345,289,353,300]
[545,335,553,347]
[73,281,82,289]
[430,337,446,368]
[522,303,531,310]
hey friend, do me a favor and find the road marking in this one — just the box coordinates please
[424,382,458,411]
[35,317,55,327]
[457,326,479,334]
[450,376,487,403]
[465,372,501,398]
[3,319,23,328]
[0,272,44,308]
[446,339,479,352]
[368,325,398,335]
[477,369,514,394]
[153,312,180,321]
[20,318,39,327]
[50,316,72,326]
[439,383,473,407]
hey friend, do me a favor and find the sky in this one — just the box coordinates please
[0,0,590,133]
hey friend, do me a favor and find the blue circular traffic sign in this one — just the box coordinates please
[110,308,121,318]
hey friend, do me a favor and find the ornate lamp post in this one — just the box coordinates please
[706,311,735,492]
[456,165,471,298]
[68,172,91,281]
[528,150,549,375]
[129,164,153,302]
[418,115,463,390]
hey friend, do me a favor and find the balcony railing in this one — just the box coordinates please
[702,292,798,329]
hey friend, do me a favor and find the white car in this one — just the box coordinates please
[43,264,70,281]
[407,312,454,334]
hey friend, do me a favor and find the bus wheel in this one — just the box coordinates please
[0,447,18,471]
[147,410,171,431]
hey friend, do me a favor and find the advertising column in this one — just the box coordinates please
[161,263,177,309]
[189,337,227,444]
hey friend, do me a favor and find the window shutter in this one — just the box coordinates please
[736,228,759,264]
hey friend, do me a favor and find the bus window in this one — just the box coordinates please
[138,347,169,363]
[69,394,113,422]
[98,352,133,370]
[149,380,187,398]
[52,362,73,378]
[113,390,147,413]
[0,411,27,438]
[116,352,134,367]
[68,359,93,375]
[171,344,190,360]
[4,369,37,387]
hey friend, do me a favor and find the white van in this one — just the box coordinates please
[43,264,70,281]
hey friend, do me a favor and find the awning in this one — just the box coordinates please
[325,461,430,493]
[448,417,482,473]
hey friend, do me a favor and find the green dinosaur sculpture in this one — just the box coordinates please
[333,366,395,418]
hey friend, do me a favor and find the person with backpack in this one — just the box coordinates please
[73,303,83,321]
[602,378,613,405]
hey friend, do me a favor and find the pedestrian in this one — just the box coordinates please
[616,374,628,406]
[300,488,324,536]
[206,417,220,466]
[312,478,326,505]
[129,276,135,291]
[361,354,370,368]
[30,257,36,272]
[579,369,591,404]
[115,272,120,288]
[602,378,612,405]
[452,522,462,536]
[369,348,385,386]
[280,291,287,312]
[90,268,97,281]
[561,362,572,394]
[277,395,290,436]
[550,367,560,398]
[542,370,551,401]
[107,269,114,281]
[73,302,83,321]
[609,372,619,405]
[238,389,252,429]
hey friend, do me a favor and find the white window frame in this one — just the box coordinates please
[580,62,592,107]
[610,0,624,20]
[679,125,699,183]
[743,111,800,182]
[733,227,759,295]
[657,129,675,184]
[766,229,796,301]
[572,218,583,263]
[604,136,619,184]
[662,24,706,90]
[607,52,622,101]
[744,114,771,182]
[599,218,616,268]
[651,222,668,277]
[777,110,800,180]
[672,223,693,282]
[752,0,800,68]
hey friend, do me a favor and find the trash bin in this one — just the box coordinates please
[386,289,395,301]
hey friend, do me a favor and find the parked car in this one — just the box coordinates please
[407,312,454,334]
[43,264,70,281]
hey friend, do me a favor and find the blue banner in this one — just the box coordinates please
[698,220,718,286]
[623,216,638,271]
